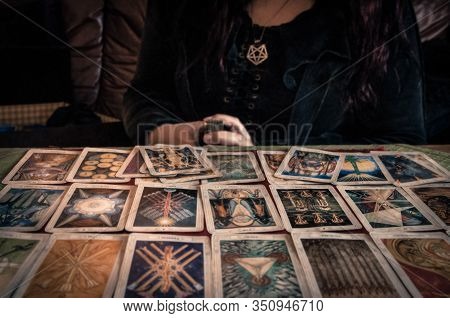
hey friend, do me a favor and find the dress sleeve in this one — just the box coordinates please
[122,0,183,143]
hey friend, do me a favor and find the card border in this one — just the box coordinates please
[116,147,150,178]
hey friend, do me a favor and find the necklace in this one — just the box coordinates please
[246,0,292,66]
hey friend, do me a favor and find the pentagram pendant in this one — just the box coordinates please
[246,42,269,66]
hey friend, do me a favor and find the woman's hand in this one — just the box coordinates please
[148,121,204,145]
[202,114,254,146]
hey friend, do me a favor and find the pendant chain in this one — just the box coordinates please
[251,0,292,43]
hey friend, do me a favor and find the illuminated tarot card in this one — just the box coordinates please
[140,145,211,177]
[403,183,450,230]
[116,147,150,178]
[125,183,203,233]
[0,232,49,298]
[0,184,67,232]
[14,233,126,298]
[114,234,212,298]
[335,153,390,185]
[269,185,361,232]
[337,186,441,232]
[256,150,312,185]
[200,184,283,234]
[204,152,265,184]
[66,148,131,183]
[212,234,310,298]
[274,147,343,183]
[291,232,410,298]
[2,149,80,184]
[371,151,448,186]
[371,232,450,298]
[45,183,135,233]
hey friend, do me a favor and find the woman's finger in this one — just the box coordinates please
[203,130,254,146]
[204,114,252,142]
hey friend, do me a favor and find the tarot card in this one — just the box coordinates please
[403,183,450,231]
[404,152,450,177]
[274,147,343,183]
[204,152,265,184]
[114,234,212,298]
[334,153,390,185]
[291,232,410,297]
[269,185,361,232]
[66,148,131,183]
[125,184,204,232]
[2,149,80,184]
[212,234,310,298]
[134,177,199,186]
[0,184,67,232]
[200,184,283,234]
[256,150,313,185]
[160,154,222,183]
[0,232,49,297]
[140,145,211,176]
[371,232,450,298]
[45,183,135,233]
[14,233,127,298]
[371,151,448,186]
[337,186,441,232]
[116,147,150,178]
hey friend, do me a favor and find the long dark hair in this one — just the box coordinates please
[179,0,410,114]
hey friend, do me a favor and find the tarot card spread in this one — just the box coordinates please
[404,184,450,230]
[126,184,203,232]
[371,152,448,186]
[270,185,361,232]
[140,145,211,176]
[115,235,211,298]
[201,185,283,234]
[338,186,440,232]
[274,147,342,183]
[46,184,134,233]
[0,232,48,297]
[15,234,126,298]
[213,234,308,298]
[336,153,389,185]
[205,152,265,184]
[66,148,130,183]
[371,233,450,298]
[257,150,311,185]
[2,149,79,184]
[292,233,409,298]
[0,185,66,232]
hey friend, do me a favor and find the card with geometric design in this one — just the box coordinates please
[45,183,135,233]
[114,234,212,298]
[403,183,450,231]
[291,232,410,298]
[2,149,80,184]
[337,186,441,232]
[335,153,390,185]
[200,184,283,234]
[0,232,49,297]
[0,184,67,232]
[14,233,126,298]
[116,147,151,178]
[371,232,450,298]
[212,234,310,298]
[269,185,361,232]
[66,148,131,183]
[125,184,203,232]
[274,147,343,183]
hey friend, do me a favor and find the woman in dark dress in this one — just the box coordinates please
[123,0,426,146]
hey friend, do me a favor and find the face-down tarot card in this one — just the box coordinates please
[125,183,203,232]
[45,183,135,233]
[212,233,310,298]
[14,233,127,298]
[291,232,410,298]
[269,185,361,232]
[114,234,212,298]
[338,186,442,232]
[2,149,80,184]
[0,232,49,297]
[371,232,450,298]
[200,184,283,234]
